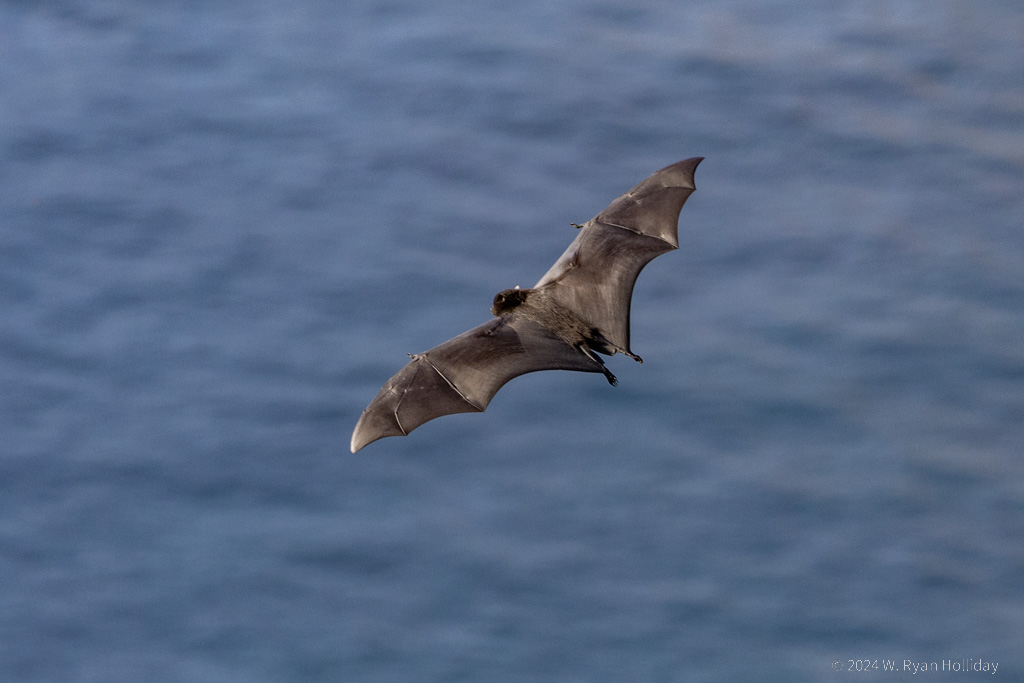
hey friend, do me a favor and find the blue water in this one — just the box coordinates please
[2,1,1023,681]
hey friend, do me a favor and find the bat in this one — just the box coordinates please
[350,157,703,453]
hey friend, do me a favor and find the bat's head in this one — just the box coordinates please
[491,287,530,316]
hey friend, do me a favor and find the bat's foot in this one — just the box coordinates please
[623,349,643,364]
[602,339,643,362]
[578,341,618,385]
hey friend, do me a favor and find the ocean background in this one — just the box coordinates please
[2,1,1022,680]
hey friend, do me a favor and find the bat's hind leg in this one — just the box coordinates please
[619,348,643,364]
[578,343,618,386]
[590,330,643,364]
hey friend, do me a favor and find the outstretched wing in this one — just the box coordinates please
[350,316,606,452]
[533,157,702,356]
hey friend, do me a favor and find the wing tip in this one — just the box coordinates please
[657,157,703,190]
[350,401,407,453]
[349,430,363,453]
[350,412,374,453]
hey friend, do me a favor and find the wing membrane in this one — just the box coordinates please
[350,317,605,452]
[534,157,702,354]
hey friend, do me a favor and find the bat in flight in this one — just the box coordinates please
[351,157,703,453]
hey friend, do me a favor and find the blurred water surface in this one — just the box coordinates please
[2,1,1023,681]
